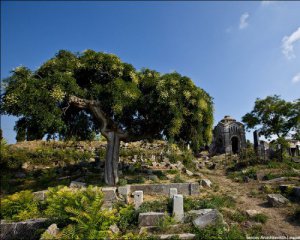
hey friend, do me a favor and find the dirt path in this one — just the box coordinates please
[204,169,300,237]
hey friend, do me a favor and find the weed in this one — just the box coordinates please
[252,213,268,224]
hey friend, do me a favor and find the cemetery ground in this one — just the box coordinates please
[0,140,299,239]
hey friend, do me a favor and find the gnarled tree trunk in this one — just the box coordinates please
[105,131,120,185]
[69,96,126,186]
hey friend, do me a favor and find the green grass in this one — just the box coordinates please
[251,213,268,224]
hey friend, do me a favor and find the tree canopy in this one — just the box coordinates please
[1,50,214,150]
[242,95,300,139]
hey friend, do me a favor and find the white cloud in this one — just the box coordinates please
[282,27,300,59]
[239,13,249,30]
[292,73,300,84]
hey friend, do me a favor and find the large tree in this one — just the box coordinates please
[242,95,300,139]
[1,50,213,185]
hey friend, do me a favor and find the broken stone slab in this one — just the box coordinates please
[130,182,200,196]
[133,190,143,210]
[41,224,59,240]
[192,209,223,229]
[169,188,178,198]
[200,179,212,188]
[70,181,87,188]
[267,194,289,207]
[245,210,261,218]
[173,194,184,222]
[0,218,49,240]
[102,187,118,202]
[138,212,165,227]
[33,190,48,201]
[109,224,120,234]
[185,209,213,222]
[158,233,196,239]
[118,185,130,203]
[185,169,194,177]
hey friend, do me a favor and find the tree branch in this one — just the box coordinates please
[69,95,109,138]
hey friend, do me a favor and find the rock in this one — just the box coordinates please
[158,233,196,239]
[185,169,194,177]
[102,187,118,202]
[22,162,30,170]
[194,172,203,178]
[152,162,158,167]
[0,218,49,240]
[41,224,59,239]
[138,212,165,227]
[173,194,184,222]
[88,158,96,163]
[245,210,261,218]
[267,194,289,207]
[149,175,159,182]
[15,172,26,178]
[70,181,86,188]
[109,224,120,234]
[200,179,212,188]
[33,190,48,201]
[192,209,223,229]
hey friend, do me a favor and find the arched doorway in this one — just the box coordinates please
[231,136,239,154]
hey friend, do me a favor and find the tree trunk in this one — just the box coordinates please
[104,131,120,186]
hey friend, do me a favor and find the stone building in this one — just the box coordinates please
[210,115,246,154]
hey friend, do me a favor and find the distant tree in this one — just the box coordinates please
[0,50,213,185]
[242,95,300,139]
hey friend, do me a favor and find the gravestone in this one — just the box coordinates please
[169,188,177,198]
[173,194,184,222]
[133,190,143,209]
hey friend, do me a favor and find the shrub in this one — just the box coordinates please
[118,204,138,232]
[45,186,103,225]
[156,214,175,232]
[173,174,184,183]
[184,195,236,212]
[138,199,172,213]
[118,178,128,186]
[228,211,247,223]
[193,222,245,240]
[1,190,42,221]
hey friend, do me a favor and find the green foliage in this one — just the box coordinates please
[242,95,299,138]
[155,214,175,232]
[227,211,247,223]
[251,213,268,224]
[184,195,236,212]
[172,174,185,183]
[0,144,93,170]
[45,186,103,225]
[118,178,128,186]
[193,222,245,240]
[118,204,138,232]
[138,199,172,213]
[61,205,118,239]
[1,50,214,150]
[1,190,42,221]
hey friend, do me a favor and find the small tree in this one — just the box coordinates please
[242,95,300,139]
[1,50,213,185]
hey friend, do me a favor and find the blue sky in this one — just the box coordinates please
[1,1,300,144]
